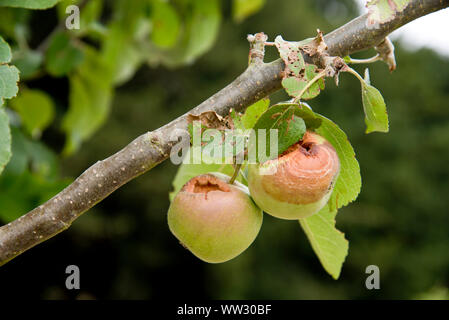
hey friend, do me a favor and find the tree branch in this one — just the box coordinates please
[1,0,448,266]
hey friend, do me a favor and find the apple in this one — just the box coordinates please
[248,131,340,220]
[168,173,263,263]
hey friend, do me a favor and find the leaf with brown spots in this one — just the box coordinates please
[366,0,410,28]
[274,32,326,101]
[274,36,305,77]
[282,65,325,100]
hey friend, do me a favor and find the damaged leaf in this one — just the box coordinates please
[282,65,325,100]
[274,35,305,77]
[0,36,20,106]
[366,0,410,28]
[275,32,327,101]
[251,103,306,161]
[187,111,231,131]
[301,29,327,57]
[0,65,20,106]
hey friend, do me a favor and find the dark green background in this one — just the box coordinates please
[1,0,449,299]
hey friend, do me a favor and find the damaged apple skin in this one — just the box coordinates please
[248,131,340,220]
[168,173,263,263]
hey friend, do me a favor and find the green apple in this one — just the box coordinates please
[168,173,263,263]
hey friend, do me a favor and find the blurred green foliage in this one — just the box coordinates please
[0,0,448,300]
[0,0,255,219]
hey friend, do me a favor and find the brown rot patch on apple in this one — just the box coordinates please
[262,131,339,205]
[182,174,230,197]
[248,131,340,220]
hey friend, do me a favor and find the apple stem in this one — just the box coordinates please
[229,163,242,185]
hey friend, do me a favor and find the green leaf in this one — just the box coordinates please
[25,131,60,179]
[3,126,59,178]
[101,23,143,85]
[0,172,67,222]
[233,0,265,22]
[113,42,142,85]
[110,0,148,34]
[294,104,360,279]
[169,149,240,202]
[304,64,325,96]
[99,1,147,83]
[0,65,20,105]
[361,82,389,134]
[345,68,389,133]
[0,9,16,38]
[0,37,19,105]
[230,109,244,130]
[299,203,348,280]
[155,0,221,67]
[0,131,63,219]
[309,110,361,209]
[290,102,322,130]
[3,126,27,175]
[150,0,180,49]
[184,0,221,63]
[12,50,43,79]
[45,32,84,77]
[252,103,306,161]
[241,98,269,129]
[79,0,103,28]
[62,46,113,155]
[0,106,11,175]
[274,36,325,101]
[0,36,12,63]
[58,0,103,32]
[9,89,55,137]
[282,65,325,100]
[0,0,62,9]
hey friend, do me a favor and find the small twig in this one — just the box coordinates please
[229,163,243,185]
[345,54,381,64]
[247,32,268,65]
[375,37,396,71]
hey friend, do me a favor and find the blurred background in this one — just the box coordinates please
[0,0,449,299]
